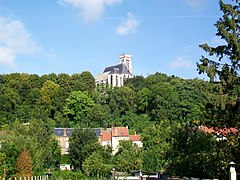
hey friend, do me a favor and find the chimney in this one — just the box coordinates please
[63,128,67,137]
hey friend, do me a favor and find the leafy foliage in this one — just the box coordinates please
[64,91,95,126]
[0,120,61,177]
[113,140,142,173]
[82,151,112,178]
[51,170,87,180]
[68,128,98,170]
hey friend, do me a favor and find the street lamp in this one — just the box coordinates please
[229,161,236,180]
[111,168,115,179]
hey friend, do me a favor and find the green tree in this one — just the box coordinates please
[68,128,98,170]
[168,123,217,178]
[0,153,6,177]
[148,82,179,122]
[125,75,146,92]
[40,80,60,105]
[82,151,112,178]
[80,71,95,93]
[81,104,111,128]
[70,73,86,92]
[197,0,240,126]
[0,120,61,176]
[113,140,142,173]
[108,86,137,118]
[137,87,152,114]
[57,73,72,91]
[0,86,20,124]
[64,91,95,126]
[141,120,174,172]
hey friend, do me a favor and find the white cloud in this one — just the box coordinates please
[0,17,41,68]
[116,12,139,36]
[58,0,122,22]
[170,56,194,69]
[0,47,15,68]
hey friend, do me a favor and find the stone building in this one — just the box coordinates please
[95,54,132,87]
[54,128,74,154]
[54,128,101,154]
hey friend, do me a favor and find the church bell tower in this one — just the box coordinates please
[119,54,132,75]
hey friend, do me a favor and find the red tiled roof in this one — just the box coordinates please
[112,127,129,137]
[201,126,215,133]
[129,134,141,141]
[101,129,111,141]
[200,126,239,136]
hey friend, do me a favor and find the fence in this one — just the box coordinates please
[0,175,49,180]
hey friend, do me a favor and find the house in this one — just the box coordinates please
[60,164,71,170]
[199,126,239,141]
[54,128,102,155]
[100,129,111,146]
[129,134,143,148]
[54,128,74,154]
[111,127,130,154]
[100,126,143,154]
[95,54,132,87]
[54,127,143,155]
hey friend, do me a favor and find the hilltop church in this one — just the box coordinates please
[95,54,132,87]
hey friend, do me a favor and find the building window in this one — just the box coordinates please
[126,60,129,68]
[116,75,118,86]
[110,75,113,85]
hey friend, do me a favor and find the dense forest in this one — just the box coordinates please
[0,0,239,179]
[0,71,212,129]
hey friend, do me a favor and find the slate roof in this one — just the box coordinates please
[54,128,101,137]
[95,128,101,137]
[54,128,74,137]
[103,63,131,75]
[95,71,110,81]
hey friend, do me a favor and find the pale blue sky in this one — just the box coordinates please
[0,0,223,79]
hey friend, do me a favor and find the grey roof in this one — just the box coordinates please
[54,128,74,137]
[103,63,131,75]
[95,71,110,81]
[54,128,101,137]
[95,128,101,137]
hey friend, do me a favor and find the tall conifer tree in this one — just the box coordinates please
[197,0,240,126]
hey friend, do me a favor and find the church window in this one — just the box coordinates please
[110,75,113,85]
[116,75,118,86]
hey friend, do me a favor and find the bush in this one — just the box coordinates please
[51,170,88,180]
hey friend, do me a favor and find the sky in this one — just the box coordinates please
[0,0,224,79]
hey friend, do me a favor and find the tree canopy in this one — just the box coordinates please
[197,0,240,127]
